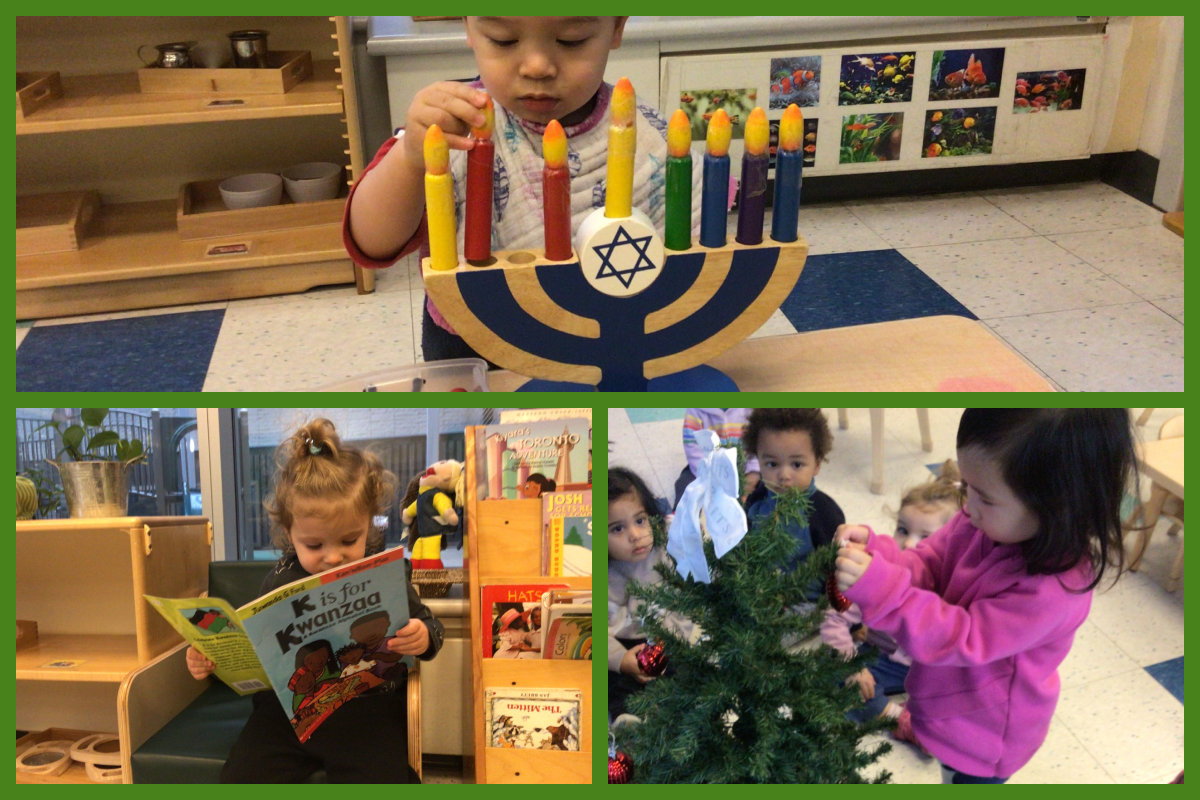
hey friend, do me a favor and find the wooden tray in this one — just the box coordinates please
[17,72,63,120]
[16,728,110,785]
[176,178,347,241]
[16,191,100,256]
[137,51,312,95]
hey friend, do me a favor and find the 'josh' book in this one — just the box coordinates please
[146,547,412,742]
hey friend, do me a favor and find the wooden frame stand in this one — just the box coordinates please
[463,427,592,783]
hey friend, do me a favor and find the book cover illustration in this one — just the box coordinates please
[485,688,582,750]
[481,582,567,659]
[500,408,593,423]
[480,419,590,500]
[147,547,412,743]
[542,589,592,661]
[543,490,592,577]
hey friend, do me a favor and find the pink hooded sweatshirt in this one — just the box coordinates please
[843,511,1092,778]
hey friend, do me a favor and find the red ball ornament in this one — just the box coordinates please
[609,750,634,784]
[636,641,668,677]
[827,572,852,613]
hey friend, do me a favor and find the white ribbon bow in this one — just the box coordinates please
[667,430,748,583]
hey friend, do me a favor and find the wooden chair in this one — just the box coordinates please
[1128,415,1185,591]
[838,409,933,495]
[117,561,423,783]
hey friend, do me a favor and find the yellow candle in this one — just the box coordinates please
[605,77,636,219]
[424,124,458,271]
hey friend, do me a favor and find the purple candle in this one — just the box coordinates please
[736,108,769,246]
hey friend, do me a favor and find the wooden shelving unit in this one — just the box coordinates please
[15,517,211,784]
[15,16,372,320]
[462,427,593,784]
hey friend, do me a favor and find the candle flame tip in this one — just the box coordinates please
[706,109,732,157]
[667,110,692,158]
[424,124,449,174]
[543,119,568,169]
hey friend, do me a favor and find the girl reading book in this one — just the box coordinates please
[185,419,445,783]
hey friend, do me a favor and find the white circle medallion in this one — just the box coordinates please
[575,207,665,297]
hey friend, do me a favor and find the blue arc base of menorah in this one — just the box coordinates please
[456,246,783,392]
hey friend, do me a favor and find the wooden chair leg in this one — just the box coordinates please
[1129,484,1170,572]
[870,408,884,495]
[1167,537,1184,592]
[916,409,932,453]
[838,408,849,430]
[407,661,422,782]
[1135,408,1155,427]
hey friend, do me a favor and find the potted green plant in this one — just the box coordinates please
[39,408,147,518]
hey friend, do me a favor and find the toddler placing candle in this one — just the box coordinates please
[344,17,703,363]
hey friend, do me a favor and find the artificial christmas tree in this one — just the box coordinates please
[617,476,893,783]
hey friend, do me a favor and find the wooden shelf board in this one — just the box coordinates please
[16,634,142,682]
[16,60,343,134]
[16,198,348,290]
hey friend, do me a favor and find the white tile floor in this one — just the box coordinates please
[15,181,1183,392]
[609,407,1184,784]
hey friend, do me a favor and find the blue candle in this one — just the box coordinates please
[700,109,733,249]
[771,151,802,243]
[771,104,804,243]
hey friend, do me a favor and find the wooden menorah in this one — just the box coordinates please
[423,235,808,392]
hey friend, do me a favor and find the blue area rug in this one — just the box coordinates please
[780,249,976,333]
[1145,657,1184,704]
[16,311,225,392]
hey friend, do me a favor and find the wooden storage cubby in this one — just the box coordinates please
[176,178,348,241]
[16,190,100,256]
[15,16,373,320]
[15,517,211,784]
[463,427,594,784]
[16,728,107,785]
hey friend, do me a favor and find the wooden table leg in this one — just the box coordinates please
[870,408,884,495]
[1128,483,1170,571]
[1136,408,1155,427]
[838,409,849,430]
[917,409,932,453]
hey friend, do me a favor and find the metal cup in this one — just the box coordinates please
[139,41,196,69]
[228,30,270,68]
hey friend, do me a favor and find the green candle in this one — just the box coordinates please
[665,110,693,251]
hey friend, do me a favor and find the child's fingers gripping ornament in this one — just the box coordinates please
[827,572,852,613]
[635,639,669,677]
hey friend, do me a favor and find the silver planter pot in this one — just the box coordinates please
[52,461,130,518]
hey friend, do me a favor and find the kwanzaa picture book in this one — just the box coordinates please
[146,547,412,743]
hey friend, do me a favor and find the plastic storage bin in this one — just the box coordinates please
[318,359,489,392]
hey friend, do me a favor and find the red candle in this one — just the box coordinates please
[465,95,495,263]
[543,119,572,261]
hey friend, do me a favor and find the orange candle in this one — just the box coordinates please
[605,77,636,219]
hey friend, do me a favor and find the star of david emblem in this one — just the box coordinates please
[592,225,658,289]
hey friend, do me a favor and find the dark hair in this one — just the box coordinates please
[350,610,390,631]
[957,409,1137,591]
[608,466,658,521]
[526,473,556,492]
[295,639,335,670]
[743,409,833,462]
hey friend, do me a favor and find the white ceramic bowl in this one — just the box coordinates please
[219,173,282,210]
[281,162,343,203]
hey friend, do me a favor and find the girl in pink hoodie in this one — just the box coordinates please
[835,409,1137,783]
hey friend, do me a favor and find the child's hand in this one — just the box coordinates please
[848,668,876,701]
[836,545,872,592]
[620,644,654,684]
[403,82,490,168]
[186,646,215,680]
[835,524,871,549]
[387,619,430,656]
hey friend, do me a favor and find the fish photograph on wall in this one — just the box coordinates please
[1013,69,1086,113]
[839,52,916,105]
[922,107,997,158]
[928,48,1005,101]
[840,113,904,164]
[769,55,821,109]
[679,88,758,141]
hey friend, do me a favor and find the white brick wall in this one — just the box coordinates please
[243,408,514,447]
